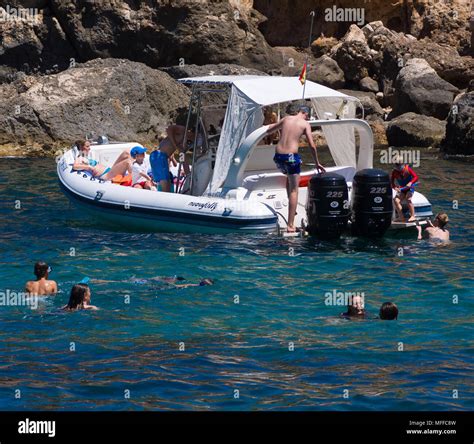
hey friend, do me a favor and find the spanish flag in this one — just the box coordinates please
[299,63,307,85]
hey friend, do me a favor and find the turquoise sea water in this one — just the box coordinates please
[0,155,473,411]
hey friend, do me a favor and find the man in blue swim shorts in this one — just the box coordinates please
[150,125,193,192]
[265,106,326,232]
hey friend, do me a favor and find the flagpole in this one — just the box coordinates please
[302,10,315,100]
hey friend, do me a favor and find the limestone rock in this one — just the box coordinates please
[441,92,474,156]
[393,58,459,119]
[0,59,191,155]
[387,112,446,147]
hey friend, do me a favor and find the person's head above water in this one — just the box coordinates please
[345,294,365,317]
[67,283,91,310]
[434,213,449,229]
[199,278,214,286]
[379,302,398,320]
[34,261,50,279]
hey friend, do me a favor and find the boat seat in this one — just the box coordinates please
[242,171,287,191]
[242,166,356,191]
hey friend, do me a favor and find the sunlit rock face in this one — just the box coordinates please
[253,0,471,53]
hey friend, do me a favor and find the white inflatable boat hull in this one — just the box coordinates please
[57,146,278,234]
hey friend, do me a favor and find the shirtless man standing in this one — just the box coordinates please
[265,106,325,232]
[150,125,193,192]
[417,213,450,242]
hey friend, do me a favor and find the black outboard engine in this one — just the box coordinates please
[306,173,349,239]
[351,169,393,237]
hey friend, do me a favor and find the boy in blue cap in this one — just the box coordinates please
[131,146,156,190]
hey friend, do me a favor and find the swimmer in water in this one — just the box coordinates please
[25,262,57,296]
[173,278,214,288]
[379,302,398,320]
[62,283,98,311]
[90,276,185,285]
[341,293,366,318]
[417,213,450,242]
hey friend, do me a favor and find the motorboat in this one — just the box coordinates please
[57,75,432,235]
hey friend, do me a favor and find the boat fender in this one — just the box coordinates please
[299,175,311,187]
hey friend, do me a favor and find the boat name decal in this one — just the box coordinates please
[188,201,218,211]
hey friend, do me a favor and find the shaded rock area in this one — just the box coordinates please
[393,59,459,120]
[0,0,283,74]
[0,59,190,156]
[338,89,384,117]
[441,92,474,156]
[387,112,446,147]
[359,76,379,93]
[161,63,267,80]
[0,0,472,156]
[308,55,344,89]
[253,0,472,53]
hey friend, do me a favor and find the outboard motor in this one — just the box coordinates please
[306,173,349,239]
[351,169,393,237]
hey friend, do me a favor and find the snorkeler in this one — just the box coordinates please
[62,283,98,311]
[87,276,212,289]
[379,302,398,320]
[417,213,450,242]
[25,261,57,296]
[89,275,186,285]
[173,278,214,288]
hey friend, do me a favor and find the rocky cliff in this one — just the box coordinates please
[0,0,472,155]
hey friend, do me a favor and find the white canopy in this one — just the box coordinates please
[179,76,361,193]
[179,75,352,106]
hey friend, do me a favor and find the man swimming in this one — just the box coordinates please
[341,294,366,318]
[417,213,450,242]
[25,262,57,296]
[265,106,325,232]
[379,302,398,320]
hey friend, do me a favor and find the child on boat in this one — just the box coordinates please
[62,283,98,311]
[131,146,156,190]
[25,262,57,296]
[391,156,419,222]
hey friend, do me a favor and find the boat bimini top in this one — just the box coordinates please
[179,75,371,195]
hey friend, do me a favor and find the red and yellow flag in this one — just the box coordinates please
[299,63,307,85]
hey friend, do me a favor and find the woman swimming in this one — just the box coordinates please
[62,283,98,311]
